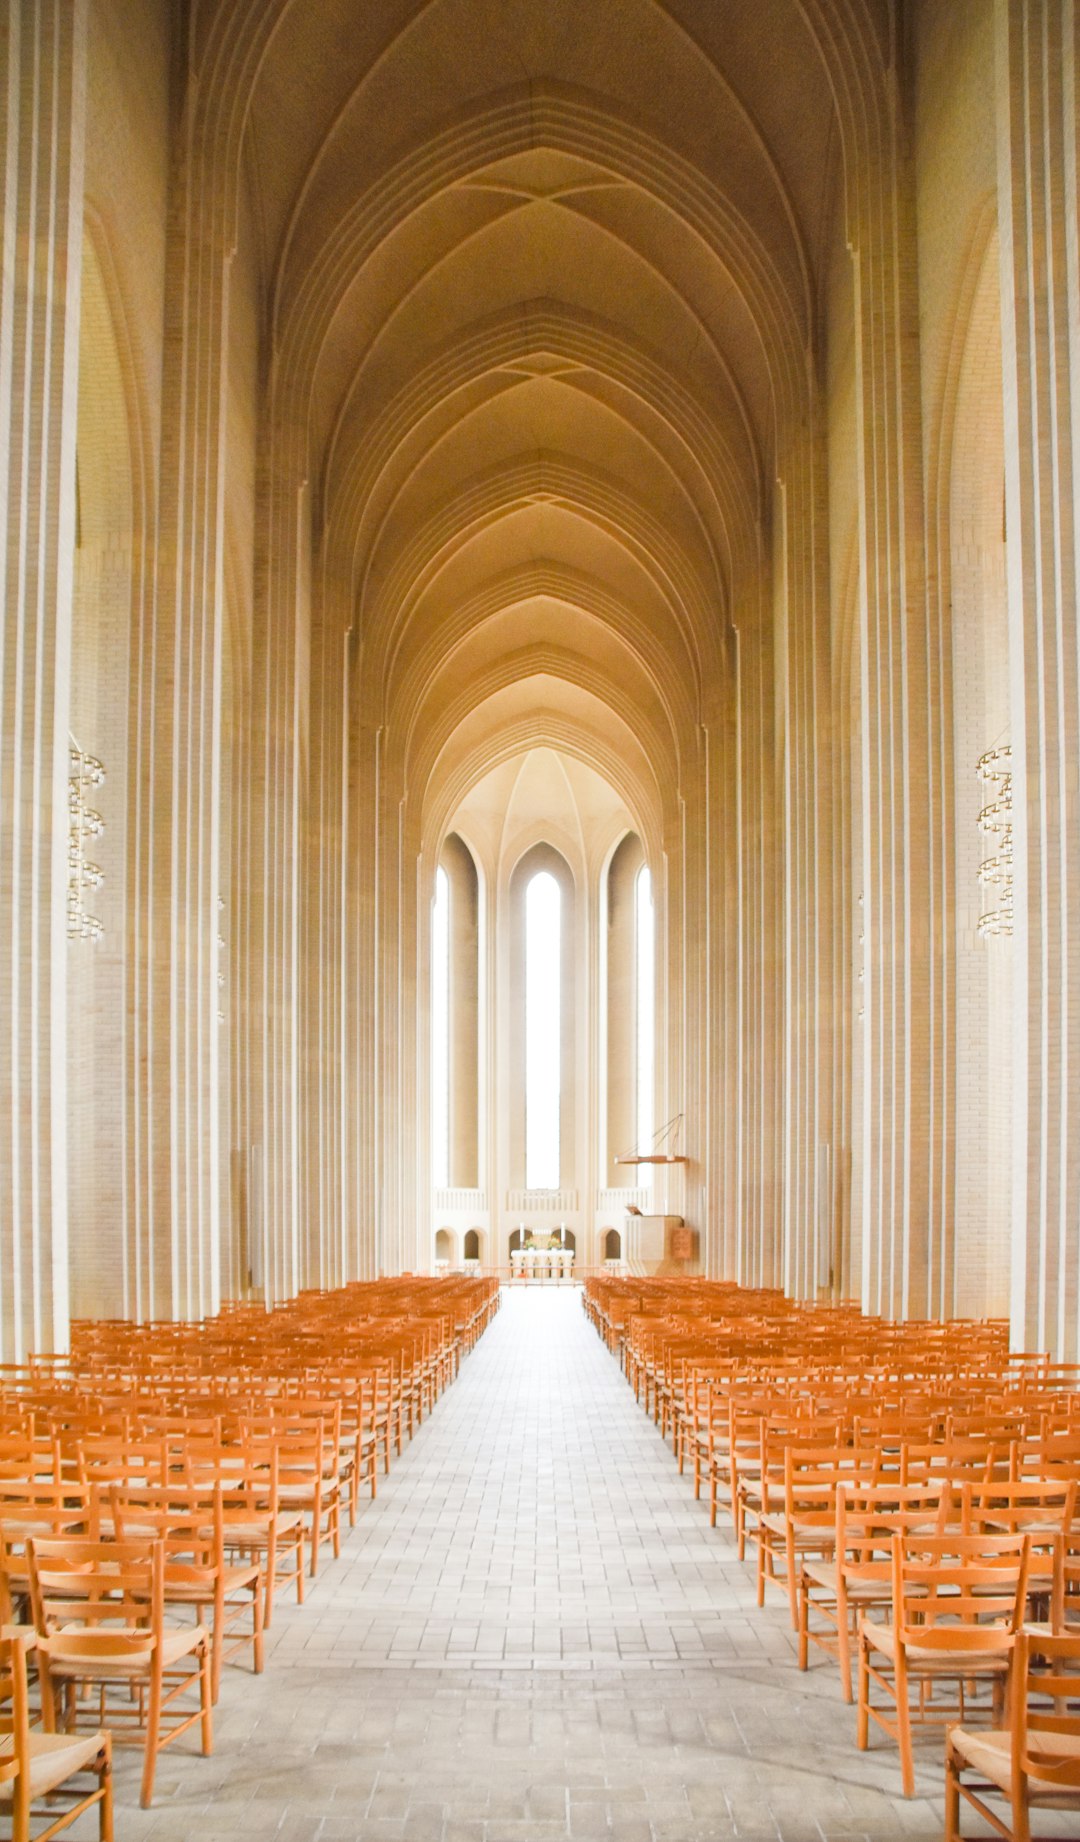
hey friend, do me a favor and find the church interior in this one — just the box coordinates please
[3,0,1080,1836]
[4,0,1078,1350]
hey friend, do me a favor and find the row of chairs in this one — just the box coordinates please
[0,1274,500,1835]
[584,1275,1080,1837]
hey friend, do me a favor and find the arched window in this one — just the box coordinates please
[525,870,561,1189]
[431,865,450,1189]
[431,837,480,1195]
[635,864,655,1191]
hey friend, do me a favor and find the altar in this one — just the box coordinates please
[510,1246,575,1282]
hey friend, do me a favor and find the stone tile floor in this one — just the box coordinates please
[61,1289,1026,1840]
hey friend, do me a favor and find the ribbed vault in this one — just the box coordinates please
[232,0,846,1276]
[172,0,902,1291]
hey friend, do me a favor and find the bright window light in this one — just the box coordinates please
[636,865,654,1191]
[525,871,561,1189]
[432,865,450,1190]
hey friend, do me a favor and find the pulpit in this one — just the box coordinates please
[625,1214,691,1273]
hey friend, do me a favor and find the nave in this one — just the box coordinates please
[103,1290,941,1842]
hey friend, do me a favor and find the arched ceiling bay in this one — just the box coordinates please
[448,746,638,890]
[237,0,843,840]
[417,678,664,866]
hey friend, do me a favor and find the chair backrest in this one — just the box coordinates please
[28,1535,165,1657]
[778,1444,882,1530]
[0,1489,89,1621]
[959,1476,1076,1536]
[1013,1629,1080,1787]
[75,1433,168,1490]
[836,1481,955,1586]
[1017,1432,1080,1479]
[900,1437,1007,1487]
[109,1483,223,1583]
[891,1531,1030,1650]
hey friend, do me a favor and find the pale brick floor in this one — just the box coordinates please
[78,1291,992,1840]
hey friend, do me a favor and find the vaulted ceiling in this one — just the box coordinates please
[216,0,854,840]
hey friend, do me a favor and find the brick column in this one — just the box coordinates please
[996,0,1080,1354]
[849,66,943,1319]
[0,0,85,1357]
[132,105,231,1321]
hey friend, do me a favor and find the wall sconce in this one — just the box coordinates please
[67,736,104,942]
[977,745,1013,939]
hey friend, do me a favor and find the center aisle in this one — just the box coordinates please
[125,1290,941,1842]
[274,1286,771,1673]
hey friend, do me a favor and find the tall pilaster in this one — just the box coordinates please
[346,706,380,1280]
[0,0,85,1357]
[735,606,783,1287]
[849,52,941,1318]
[996,0,1080,1354]
[779,412,836,1301]
[302,594,349,1288]
[133,78,230,1321]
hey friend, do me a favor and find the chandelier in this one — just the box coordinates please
[67,736,105,943]
[977,744,1013,939]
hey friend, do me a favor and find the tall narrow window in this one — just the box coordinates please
[525,870,561,1188]
[431,866,450,1189]
[636,865,654,1190]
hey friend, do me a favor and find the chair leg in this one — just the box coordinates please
[1012,1788,1031,1842]
[836,1593,853,1704]
[943,1742,961,1842]
[252,1573,265,1674]
[309,1485,322,1576]
[199,1639,214,1756]
[797,1574,809,1671]
[208,1591,224,1704]
[140,1668,163,1807]
[895,1663,915,1798]
[784,1539,799,1628]
[12,1774,30,1842]
[856,1634,869,1750]
[37,1658,58,1733]
[99,1734,114,1842]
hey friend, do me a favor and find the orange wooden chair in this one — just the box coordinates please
[798,1480,954,1701]
[28,1536,213,1808]
[109,1482,263,1701]
[857,1531,1030,1796]
[0,1631,112,1842]
[945,1629,1080,1842]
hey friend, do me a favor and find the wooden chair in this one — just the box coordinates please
[945,1629,1080,1842]
[960,1479,1076,1615]
[798,1481,953,1702]
[109,1482,264,1701]
[858,1531,1031,1796]
[267,1419,342,1578]
[754,1443,878,1627]
[28,1536,213,1808]
[737,1415,844,1578]
[0,1631,112,1842]
[190,1441,305,1620]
